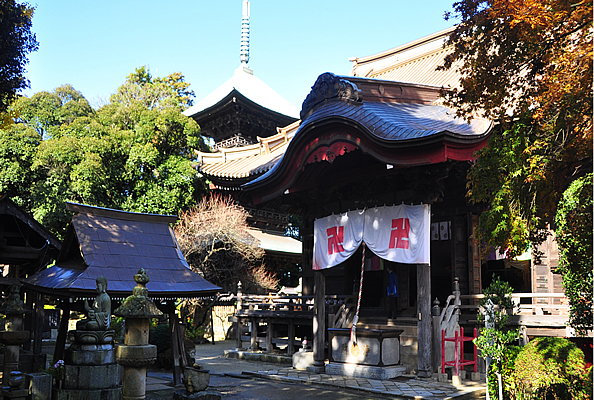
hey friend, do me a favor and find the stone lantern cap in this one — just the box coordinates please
[114,269,163,319]
[0,285,31,315]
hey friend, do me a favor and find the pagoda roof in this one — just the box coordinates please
[25,203,220,300]
[195,121,300,189]
[183,65,299,120]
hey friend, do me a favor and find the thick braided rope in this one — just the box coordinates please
[350,241,366,343]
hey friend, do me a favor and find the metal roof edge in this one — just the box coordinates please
[66,202,178,224]
[351,26,456,66]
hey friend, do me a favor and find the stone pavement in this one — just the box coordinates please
[242,368,485,399]
[145,340,486,399]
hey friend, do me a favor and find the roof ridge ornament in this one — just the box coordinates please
[300,72,363,120]
[240,0,250,65]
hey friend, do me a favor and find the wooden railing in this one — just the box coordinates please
[459,293,569,315]
[458,292,573,337]
[229,289,353,354]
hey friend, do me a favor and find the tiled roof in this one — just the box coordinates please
[299,98,490,142]
[245,92,492,189]
[183,65,299,119]
[197,121,299,180]
[25,203,221,299]
[246,228,302,255]
[367,48,462,89]
[351,27,461,89]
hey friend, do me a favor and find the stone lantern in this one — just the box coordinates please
[114,268,163,400]
[0,284,31,400]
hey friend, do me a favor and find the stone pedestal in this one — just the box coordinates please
[25,372,52,400]
[183,367,210,393]
[115,320,157,400]
[0,285,31,400]
[0,329,29,385]
[328,328,403,366]
[54,329,122,400]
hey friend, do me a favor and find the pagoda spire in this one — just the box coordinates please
[240,0,250,65]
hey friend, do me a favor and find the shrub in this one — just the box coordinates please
[484,344,521,400]
[511,337,592,400]
[155,337,196,369]
[149,323,196,369]
[149,323,172,354]
[185,323,205,343]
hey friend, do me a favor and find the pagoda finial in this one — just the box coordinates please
[240,0,250,65]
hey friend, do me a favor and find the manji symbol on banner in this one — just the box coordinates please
[313,204,431,270]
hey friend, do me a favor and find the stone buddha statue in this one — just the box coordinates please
[76,276,111,331]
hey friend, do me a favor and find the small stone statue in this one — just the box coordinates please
[77,276,111,330]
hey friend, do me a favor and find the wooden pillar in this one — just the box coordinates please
[53,300,70,363]
[33,292,45,355]
[431,298,442,373]
[167,301,182,386]
[417,263,432,377]
[23,289,34,351]
[235,282,243,350]
[209,307,215,344]
[249,318,258,351]
[265,318,273,352]
[287,319,295,355]
[310,270,325,372]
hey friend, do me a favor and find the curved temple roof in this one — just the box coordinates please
[239,73,492,202]
[25,203,221,299]
[183,65,299,120]
[196,29,493,200]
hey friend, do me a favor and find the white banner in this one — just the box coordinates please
[313,210,364,270]
[313,204,431,270]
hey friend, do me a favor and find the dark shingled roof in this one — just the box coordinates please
[300,100,491,142]
[25,203,220,299]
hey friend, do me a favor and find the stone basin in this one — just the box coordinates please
[183,367,210,393]
[328,328,403,366]
[0,330,29,346]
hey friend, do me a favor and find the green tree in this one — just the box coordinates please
[0,122,40,206]
[13,84,94,138]
[442,1,593,336]
[2,67,207,237]
[441,0,593,257]
[0,0,38,114]
[555,173,593,336]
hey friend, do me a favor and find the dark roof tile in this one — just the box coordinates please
[25,203,220,298]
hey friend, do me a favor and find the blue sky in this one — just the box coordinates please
[24,1,457,109]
